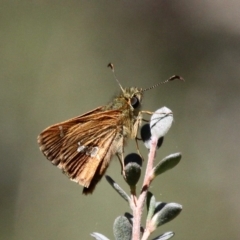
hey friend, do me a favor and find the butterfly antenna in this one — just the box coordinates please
[142,75,185,92]
[108,63,125,93]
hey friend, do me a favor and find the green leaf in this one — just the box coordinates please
[146,192,156,222]
[152,153,181,178]
[125,162,141,187]
[90,232,110,240]
[105,175,130,203]
[150,203,182,229]
[150,107,173,139]
[113,215,132,240]
[151,231,175,240]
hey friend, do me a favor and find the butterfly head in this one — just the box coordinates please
[122,87,143,111]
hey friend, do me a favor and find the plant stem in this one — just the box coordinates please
[131,136,158,240]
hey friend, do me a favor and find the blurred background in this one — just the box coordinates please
[1,1,240,240]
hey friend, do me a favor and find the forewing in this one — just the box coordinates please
[38,107,122,188]
[38,107,103,165]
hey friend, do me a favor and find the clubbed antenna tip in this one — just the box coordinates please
[107,63,124,93]
[142,75,184,92]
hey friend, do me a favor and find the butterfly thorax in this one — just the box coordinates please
[103,87,143,139]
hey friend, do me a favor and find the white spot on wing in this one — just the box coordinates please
[90,147,99,157]
[77,142,86,153]
[77,142,100,159]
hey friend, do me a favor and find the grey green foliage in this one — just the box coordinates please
[113,215,132,240]
[146,192,156,222]
[150,203,182,229]
[105,175,130,203]
[90,232,110,240]
[125,162,141,187]
[153,153,181,177]
[151,231,175,240]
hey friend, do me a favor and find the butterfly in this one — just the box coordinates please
[37,63,183,194]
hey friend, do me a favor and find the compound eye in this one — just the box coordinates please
[130,96,140,109]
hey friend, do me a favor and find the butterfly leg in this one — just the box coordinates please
[132,113,145,161]
[116,152,126,178]
[134,137,145,162]
[140,110,154,115]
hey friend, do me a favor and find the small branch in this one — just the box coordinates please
[141,229,151,240]
[131,136,158,240]
[142,136,158,187]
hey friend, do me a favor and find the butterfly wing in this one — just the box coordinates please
[37,106,123,194]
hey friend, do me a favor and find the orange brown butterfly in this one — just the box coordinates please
[37,63,183,194]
